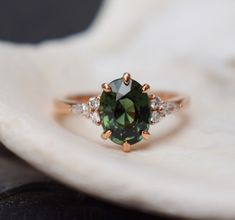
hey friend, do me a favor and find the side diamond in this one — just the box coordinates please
[150,95,177,125]
[151,111,161,124]
[162,102,176,115]
[88,96,100,111]
[90,111,101,125]
[71,104,88,117]
[88,96,101,125]
[150,96,162,110]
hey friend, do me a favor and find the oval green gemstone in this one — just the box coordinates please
[99,78,151,145]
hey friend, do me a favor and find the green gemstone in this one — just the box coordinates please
[99,78,151,145]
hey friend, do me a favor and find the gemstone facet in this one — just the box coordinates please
[99,78,151,145]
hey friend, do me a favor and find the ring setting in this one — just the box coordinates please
[56,73,189,152]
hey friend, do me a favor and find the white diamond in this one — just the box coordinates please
[90,111,101,125]
[88,97,100,111]
[71,104,88,116]
[150,96,162,110]
[151,111,161,124]
[71,104,83,114]
[162,102,176,115]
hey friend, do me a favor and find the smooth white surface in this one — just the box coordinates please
[0,1,235,219]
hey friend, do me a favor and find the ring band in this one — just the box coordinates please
[55,73,190,152]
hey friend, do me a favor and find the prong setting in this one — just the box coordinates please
[101,130,112,140]
[102,83,112,92]
[122,141,131,152]
[122,72,131,85]
[142,84,150,93]
[141,131,151,140]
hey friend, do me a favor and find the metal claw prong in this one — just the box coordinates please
[122,72,131,85]
[142,84,150,93]
[149,94,156,100]
[141,131,151,140]
[102,83,112,92]
[101,130,112,140]
[122,141,131,152]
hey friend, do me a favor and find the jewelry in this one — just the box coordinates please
[55,73,190,152]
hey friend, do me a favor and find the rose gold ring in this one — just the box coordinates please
[55,73,190,152]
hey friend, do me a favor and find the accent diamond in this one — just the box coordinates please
[150,96,162,110]
[90,111,101,125]
[88,96,101,125]
[150,111,161,124]
[88,97,100,111]
[150,98,176,125]
[150,96,174,124]
[71,104,88,117]
[162,102,176,115]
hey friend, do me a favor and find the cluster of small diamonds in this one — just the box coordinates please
[88,96,101,125]
[71,96,101,125]
[150,95,176,124]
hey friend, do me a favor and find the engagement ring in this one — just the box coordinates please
[55,73,190,152]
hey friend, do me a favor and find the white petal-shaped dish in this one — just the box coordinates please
[0,1,235,219]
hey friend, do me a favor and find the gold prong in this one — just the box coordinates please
[142,84,150,93]
[141,131,151,140]
[102,83,112,92]
[122,72,131,85]
[101,130,112,140]
[149,94,156,100]
[122,141,131,152]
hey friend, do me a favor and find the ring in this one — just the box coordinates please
[55,73,190,152]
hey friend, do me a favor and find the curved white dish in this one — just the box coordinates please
[0,1,235,219]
